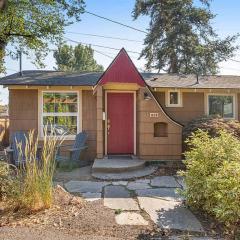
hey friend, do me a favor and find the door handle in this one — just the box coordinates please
[107,119,110,134]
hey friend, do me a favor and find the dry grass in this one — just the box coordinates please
[6,128,64,212]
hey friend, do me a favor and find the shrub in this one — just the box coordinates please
[0,162,18,201]
[180,130,240,235]
[183,116,240,151]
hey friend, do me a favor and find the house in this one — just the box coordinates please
[1,48,240,163]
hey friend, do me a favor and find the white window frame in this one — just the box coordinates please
[206,93,237,119]
[39,90,81,140]
[166,90,182,107]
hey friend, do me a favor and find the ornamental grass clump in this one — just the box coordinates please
[16,128,64,211]
[180,130,240,235]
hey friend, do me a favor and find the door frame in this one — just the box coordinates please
[105,90,136,156]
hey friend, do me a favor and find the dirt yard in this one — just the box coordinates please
[0,186,159,240]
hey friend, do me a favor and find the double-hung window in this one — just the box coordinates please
[207,94,235,119]
[166,90,182,107]
[42,91,79,137]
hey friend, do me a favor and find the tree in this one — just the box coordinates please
[54,44,104,72]
[0,0,85,73]
[133,0,239,75]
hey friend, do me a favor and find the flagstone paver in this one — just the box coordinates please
[64,181,108,193]
[151,176,181,188]
[137,196,204,232]
[126,181,152,190]
[104,185,139,210]
[136,188,183,202]
[93,166,156,180]
[175,176,187,190]
[81,192,102,202]
[111,181,128,186]
[63,176,205,233]
[115,212,148,225]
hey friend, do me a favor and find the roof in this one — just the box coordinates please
[1,70,240,89]
[142,73,240,89]
[0,71,102,86]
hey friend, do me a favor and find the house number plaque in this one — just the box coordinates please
[150,113,159,118]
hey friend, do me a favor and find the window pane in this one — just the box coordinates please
[209,96,233,118]
[43,116,77,135]
[43,92,78,113]
[54,103,78,113]
[169,92,178,104]
[43,116,54,125]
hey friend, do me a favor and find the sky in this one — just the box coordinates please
[1,0,240,104]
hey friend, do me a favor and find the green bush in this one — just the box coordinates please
[180,130,240,234]
[0,162,18,201]
[183,116,240,151]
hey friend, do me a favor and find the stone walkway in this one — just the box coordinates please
[63,176,205,233]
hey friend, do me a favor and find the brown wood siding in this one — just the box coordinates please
[137,88,182,160]
[154,92,205,125]
[82,90,97,161]
[9,89,38,139]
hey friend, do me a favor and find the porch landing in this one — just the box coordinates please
[92,157,157,180]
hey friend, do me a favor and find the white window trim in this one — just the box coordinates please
[165,90,182,107]
[206,93,237,119]
[39,90,82,140]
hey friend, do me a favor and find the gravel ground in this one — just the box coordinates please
[0,227,123,240]
[0,186,156,240]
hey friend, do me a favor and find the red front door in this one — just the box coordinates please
[107,92,134,154]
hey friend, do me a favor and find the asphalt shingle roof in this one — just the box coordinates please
[0,71,102,86]
[1,70,240,89]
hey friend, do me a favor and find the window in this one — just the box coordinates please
[41,91,79,136]
[154,122,168,137]
[208,94,235,119]
[166,90,182,107]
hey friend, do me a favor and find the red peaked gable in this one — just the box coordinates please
[98,48,146,86]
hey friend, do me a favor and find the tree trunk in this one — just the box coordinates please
[0,40,6,73]
[169,52,178,73]
[0,0,7,10]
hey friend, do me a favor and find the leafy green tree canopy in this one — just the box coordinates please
[0,0,85,73]
[54,44,104,72]
[133,0,239,75]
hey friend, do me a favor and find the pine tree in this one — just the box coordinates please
[133,0,239,75]
[54,44,104,72]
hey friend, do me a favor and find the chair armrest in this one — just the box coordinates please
[58,144,73,148]
[69,146,88,152]
[5,147,14,153]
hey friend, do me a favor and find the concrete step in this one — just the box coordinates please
[92,158,146,173]
[92,165,157,180]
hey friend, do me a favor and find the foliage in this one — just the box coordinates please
[183,115,240,150]
[0,0,85,73]
[54,44,104,72]
[0,161,18,201]
[133,0,239,74]
[180,130,240,234]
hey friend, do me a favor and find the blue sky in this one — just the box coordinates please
[1,0,240,104]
